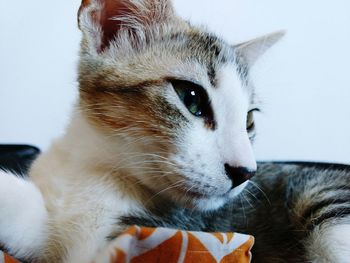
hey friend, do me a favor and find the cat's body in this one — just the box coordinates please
[121,162,350,262]
[0,0,349,262]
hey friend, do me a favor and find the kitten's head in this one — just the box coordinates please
[77,0,283,211]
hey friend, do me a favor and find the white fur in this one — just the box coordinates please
[307,220,350,262]
[213,65,257,171]
[327,224,350,262]
[0,170,47,259]
[0,112,146,262]
[29,112,145,262]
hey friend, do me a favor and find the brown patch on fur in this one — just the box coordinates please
[79,73,186,142]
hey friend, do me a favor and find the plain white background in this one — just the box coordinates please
[0,0,349,164]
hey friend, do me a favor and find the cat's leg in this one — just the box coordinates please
[306,220,350,263]
[287,167,350,263]
[0,170,48,260]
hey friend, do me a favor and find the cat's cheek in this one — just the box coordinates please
[171,124,231,191]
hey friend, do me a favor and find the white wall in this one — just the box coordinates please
[0,0,349,164]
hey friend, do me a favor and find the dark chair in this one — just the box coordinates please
[0,145,40,175]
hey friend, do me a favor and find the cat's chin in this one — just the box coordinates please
[191,196,229,211]
[171,181,250,212]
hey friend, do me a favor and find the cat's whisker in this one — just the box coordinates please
[249,181,271,206]
[243,188,260,203]
[241,192,254,209]
[109,160,176,172]
[182,184,196,210]
[239,195,247,224]
[120,173,177,188]
[143,180,187,206]
[91,149,177,171]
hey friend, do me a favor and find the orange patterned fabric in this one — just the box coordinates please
[94,226,254,263]
[1,226,254,263]
[0,251,21,263]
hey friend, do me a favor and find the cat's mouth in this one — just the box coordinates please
[155,171,246,210]
[171,184,233,200]
[154,177,251,211]
[186,188,238,199]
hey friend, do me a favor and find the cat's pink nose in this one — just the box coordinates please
[224,164,256,188]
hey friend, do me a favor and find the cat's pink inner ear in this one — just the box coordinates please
[79,0,135,51]
[79,0,174,52]
[99,0,135,50]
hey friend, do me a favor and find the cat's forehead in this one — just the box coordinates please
[85,25,247,94]
[167,28,237,87]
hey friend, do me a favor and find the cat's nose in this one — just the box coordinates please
[224,164,256,188]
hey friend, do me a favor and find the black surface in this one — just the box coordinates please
[0,145,40,175]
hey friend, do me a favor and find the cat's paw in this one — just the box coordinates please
[0,170,47,259]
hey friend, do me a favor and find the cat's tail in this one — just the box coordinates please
[0,170,48,261]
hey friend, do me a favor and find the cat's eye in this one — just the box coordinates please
[171,80,212,118]
[247,109,259,132]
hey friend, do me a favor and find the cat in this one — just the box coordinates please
[122,162,350,262]
[0,0,349,262]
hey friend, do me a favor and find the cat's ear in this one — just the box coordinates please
[235,31,285,66]
[78,0,174,53]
